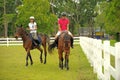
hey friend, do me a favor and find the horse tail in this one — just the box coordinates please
[45,34,50,46]
[38,33,50,46]
[48,41,56,54]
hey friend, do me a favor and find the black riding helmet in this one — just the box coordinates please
[61,12,67,16]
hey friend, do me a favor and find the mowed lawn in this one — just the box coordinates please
[0,45,97,80]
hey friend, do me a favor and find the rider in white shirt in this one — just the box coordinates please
[28,16,40,45]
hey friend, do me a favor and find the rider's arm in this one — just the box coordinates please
[67,23,69,31]
[28,22,37,30]
[34,25,37,30]
[67,19,69,31]
[58,24,61,31]
[58,19,61,31]
[33,22,37,30]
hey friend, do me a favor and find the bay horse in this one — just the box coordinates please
[48,31,71,70]
[15,25,49,66]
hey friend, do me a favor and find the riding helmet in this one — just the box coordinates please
[30,16,35,19]
[61,12,67,16]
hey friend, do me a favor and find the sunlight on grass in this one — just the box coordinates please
[0,45,97,80]
[110,40,116,46]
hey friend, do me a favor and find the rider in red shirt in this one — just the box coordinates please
[58,17,69,30]
[54,12,73,48]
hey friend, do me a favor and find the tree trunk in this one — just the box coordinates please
[4,0,8,38]
[50,0,55,14]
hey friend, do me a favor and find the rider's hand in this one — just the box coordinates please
[26,28,30,30]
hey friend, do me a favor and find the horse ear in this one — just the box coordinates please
[16,24,18,27]
[20,24,23,27]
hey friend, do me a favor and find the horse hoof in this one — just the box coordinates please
[59,66,63,70]
[64,64,67,68]
[31,62,33,65]
[44,61,46,64]
[67,67,69,70]
[61,67,63,70]
[26,63,28,66]
[40,60,43,63]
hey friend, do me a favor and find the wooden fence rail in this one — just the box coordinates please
[80,37,120,80]
[0,37,79,46]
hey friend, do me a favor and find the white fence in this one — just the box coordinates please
[0,37,79,46]
[80,37,120,80]
[1,37,120,80]
[0,38,23,46]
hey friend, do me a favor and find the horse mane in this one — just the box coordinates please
[63,32,71,41]
[48,31,71,53]
[22,28,29,36]
[38,33,50,45]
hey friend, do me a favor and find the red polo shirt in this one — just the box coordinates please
[58,18,69,31]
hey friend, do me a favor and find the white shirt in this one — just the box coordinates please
[28,22,37,33]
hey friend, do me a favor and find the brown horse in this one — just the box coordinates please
[15,25,49,66]
[48,31,71,70]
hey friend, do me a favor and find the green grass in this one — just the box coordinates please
[0,45,97,80]
[110,40,116,46]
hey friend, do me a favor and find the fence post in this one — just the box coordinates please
[93,39,97,73]
[115,42,120,80]
[104,40,110,80]
[7,37,9,47]
[96,40,102,79]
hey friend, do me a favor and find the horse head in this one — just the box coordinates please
[63,32,71,51]
[15,25,27,39]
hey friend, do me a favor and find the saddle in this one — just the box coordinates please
[29,33,41,46]
[55,31,74,48]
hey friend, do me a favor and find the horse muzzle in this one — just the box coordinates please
[14,34,19,39]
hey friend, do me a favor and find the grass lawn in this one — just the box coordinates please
[110,40,116,46]
[0,45,97,80]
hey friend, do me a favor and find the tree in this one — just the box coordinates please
[16,0,57,34]
[105,0,120,33]
[0,0,22,37]
[94,1,108,31]
[95,0,120,34]
[49,0,98,36]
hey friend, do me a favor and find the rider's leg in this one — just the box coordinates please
[68,31,74,48]
[54,31,61,47]
[30,33,37,46]
[38,36,41,44]
[35,33,41,45]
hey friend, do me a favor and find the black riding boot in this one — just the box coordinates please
[37,36,41,45]
[55,36,58,47]
[71,37,74,48]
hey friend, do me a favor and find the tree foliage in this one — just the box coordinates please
[95,0,120,34]
[50,0,99,36]
[0,0,22,37]
[16,0,57,34]
[105,0,120,33]
[0,0,119,37]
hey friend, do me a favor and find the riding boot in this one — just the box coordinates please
[33,40,38,46]
[37,36,41,45]
[71,37,74,48]
[34,40,39,46]
[54,36,59,48]
[30,33,37,46]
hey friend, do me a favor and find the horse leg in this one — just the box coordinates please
[58,50,63,69]
[64,54,67,68]
[37,47,43,63]
[65,52,69,70]
[26,53,29,66]
[26,49,30,66]
[43,44,47,64]
[61,55,64,69]
[26,49,33,66]
[29,52,33,65]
